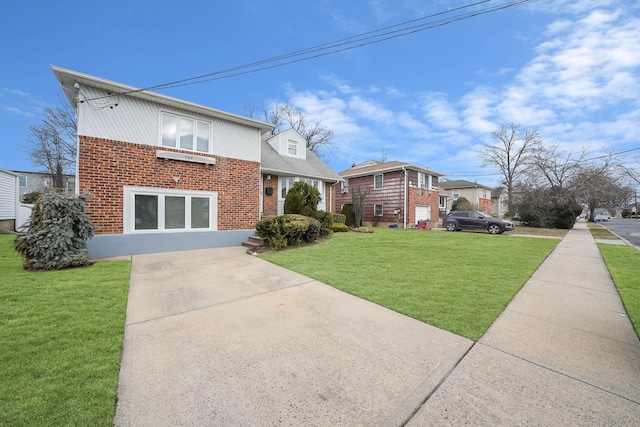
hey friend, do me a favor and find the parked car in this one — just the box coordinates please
[443,211,515,234]
[594,215,609,222]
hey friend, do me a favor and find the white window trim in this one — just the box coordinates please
[374,203,383,216]
[287,140,298,157]
[123,186,217,234]
[160,111,212,154]
[18,176,27,187]
[374,174,383,190]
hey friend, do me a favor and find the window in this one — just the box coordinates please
[341,179,348,193]
[287,140,298,156]
[418,172,432,190]
[18,176,27,187]
[374,174,383,190]
[374,204,383,216]
[439,195,447,209]
[452,189,460,199]
[280,177,322,198]
[482,189,488,199]
[161,112,211,153]
[125,187,216,233]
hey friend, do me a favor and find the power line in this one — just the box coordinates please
[85,0,535,101]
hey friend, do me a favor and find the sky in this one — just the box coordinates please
[1,0,639,188]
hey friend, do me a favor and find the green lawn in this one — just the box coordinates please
[261,228,559,341]
[598,244,640,336]
[0,234,131,426]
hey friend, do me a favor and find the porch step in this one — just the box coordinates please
[242,235,267,253]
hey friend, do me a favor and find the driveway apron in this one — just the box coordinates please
[114,246,473,426]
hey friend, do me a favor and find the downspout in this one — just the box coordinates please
[74,84,81,195]
[402,166,408,229]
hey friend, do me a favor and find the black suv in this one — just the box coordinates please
[443,211,514,234]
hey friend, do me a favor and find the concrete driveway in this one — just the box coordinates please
[114,247,473,426]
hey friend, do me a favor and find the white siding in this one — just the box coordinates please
[0,170,18,220]
[78,87,261,163]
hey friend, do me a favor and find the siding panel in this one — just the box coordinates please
[0,170,18,220]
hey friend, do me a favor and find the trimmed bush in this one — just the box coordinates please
[256,214,323,250]
[341,203,355,227]
[313,210,333,229]
[332,213,346,224]
[451,197,473,211]
[284,181,321,217]
[331,223,349,232]
[14,192,94,271]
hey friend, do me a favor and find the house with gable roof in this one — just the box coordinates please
[51,66,340,258]
[439,179,494,214]
[335,160,443,228]
[260,129,342,217]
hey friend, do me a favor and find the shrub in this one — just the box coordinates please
[313,210,333,229]
[284,181,321,217]
[622,208,631,218]
[332,213,346,224]
[331,223,349,232]
[256,214,323,250]
[341,203,355,227]
[22,191,42,204]
[14,192,94,271]
[451,197,472,211]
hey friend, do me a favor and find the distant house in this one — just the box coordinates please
[439,179,493,213]
[335,160,443,228]
[0,168,19,233]
[11,170,75,201]
[260,129,342,217]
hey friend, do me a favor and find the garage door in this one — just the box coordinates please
[416,205,431,222]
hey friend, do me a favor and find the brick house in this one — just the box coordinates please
[260,129,342,217]
[335,160,443,229]
[439,179,493,214]
[52,66,277,258]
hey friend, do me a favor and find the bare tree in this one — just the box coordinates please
[480,123,542,216]
[351,185,370,228]
[243,101,333,154]
[26,97,77,190]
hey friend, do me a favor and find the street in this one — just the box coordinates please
[598,218,640,248]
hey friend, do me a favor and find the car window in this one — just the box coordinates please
[451,212,467,218]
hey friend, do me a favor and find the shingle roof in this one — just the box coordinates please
[339,161,443,178]
[261,142,343,182]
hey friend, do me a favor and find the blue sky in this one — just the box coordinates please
[1,0,639,188]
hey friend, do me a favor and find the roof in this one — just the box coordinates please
[50,65,274,134]
[339,160,443,178]
[439,179,494,190]
[0,168,19,177]
[261,142,343,182]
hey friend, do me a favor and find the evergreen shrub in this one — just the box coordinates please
[14,192,94,270]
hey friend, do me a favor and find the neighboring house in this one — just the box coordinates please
[491,186,509,218]
[0,168,19,233]
[52,65,275,258]
[335,160,443,228]
[260,129,342,217]
[12,170,75,201]
[439,179,493,214]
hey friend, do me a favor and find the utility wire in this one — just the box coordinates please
[85,0,535,101]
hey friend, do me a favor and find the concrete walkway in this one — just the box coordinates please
[409,221,640,425]
[114,222,640,426]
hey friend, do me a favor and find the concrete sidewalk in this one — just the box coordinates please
[409,221,640,425]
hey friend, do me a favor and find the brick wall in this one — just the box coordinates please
[262,174,279,217]
[78,136,260,234]
[407,187,440,226]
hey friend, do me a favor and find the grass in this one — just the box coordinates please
[512,223,569,238]
[598,244,640,337]
[261,228,558,341]
[587,221,620,240]
[0,234,131,426]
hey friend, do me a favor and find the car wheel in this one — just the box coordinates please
[445,222,457,232]
[487,224,502,234]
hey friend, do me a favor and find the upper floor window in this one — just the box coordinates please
[482,189,488,199]
[18,176,27,187]
[374,174,383,190]
[418,172,432,190]
[341,179,348,194]
[161,112,211,153]
[287,140,298,156]
[452,189,460,199]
